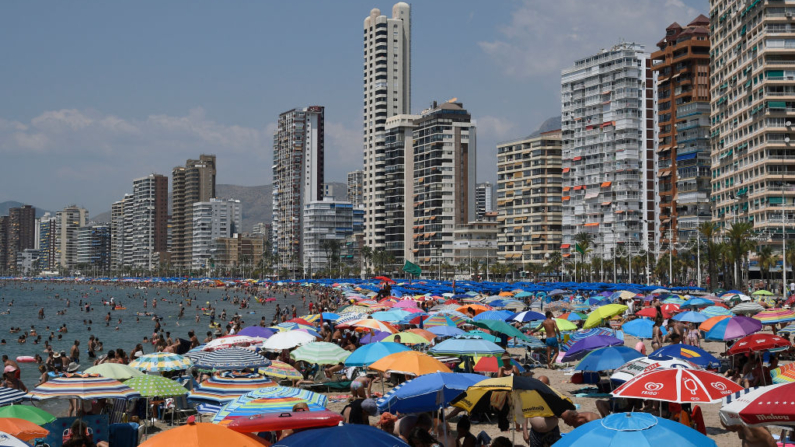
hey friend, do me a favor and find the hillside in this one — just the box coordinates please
[92,182,349,232]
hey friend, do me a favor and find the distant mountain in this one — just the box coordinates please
[92,182,350,232]
[0,201,52,218]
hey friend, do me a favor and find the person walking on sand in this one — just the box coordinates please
[531,312,561,369]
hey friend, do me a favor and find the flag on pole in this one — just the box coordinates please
[403,260,422,276]
[575,244,585,255]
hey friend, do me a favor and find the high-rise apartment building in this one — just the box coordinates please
[110,194,135,271]
[411,101,476,267]
[496,130,563,266]
[57,206,88,269]
[302,198,362,276]
[192,198,242,270]
[130,174,168,270]
[475,182,494,221]
[561,43,658,263]
[171,155,216,268]
[363,3,411,251]
[6,205,35,271]
[709,0,795,243]
[384,114,419,264]
[76,225,111,273]
[651,16,711,244]
[38,213,58,271]
[272,106,325,275]
[347,170,365,207]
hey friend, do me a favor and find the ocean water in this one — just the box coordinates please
[0,281,306,390]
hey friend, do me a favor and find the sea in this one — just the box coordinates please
[0,280,305,412]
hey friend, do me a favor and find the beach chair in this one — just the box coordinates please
[161,395,196,425]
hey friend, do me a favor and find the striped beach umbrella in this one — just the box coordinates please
[347,319,398,333]
[211,386,327,424]
[194,347,271,371]
[125,375,188,398]
[334,312,369,326]
[259,360,303,381]
[290,342,350,365]
[29,374,140,400]
[731,302,765,315]
[424,314,466,328]
[753,308,795,325]
[779,323,795,334]
[0,387,27,406]
[699,305,734,318]
[772,363,795,384]
[130,352,193,372]
[202,336,263,351]
[190,372,275,404]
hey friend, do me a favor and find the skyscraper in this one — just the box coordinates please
[192,198,242,270]
[363,3,411,252]
[171,155,216,269]
[131,174,168,270]
[38,213,58,271]
[346,170,364,207]
[57,205,88,270]
[384,113,418,264]
[110,195,132,271]
[651,16,711,246]
[561,43,658,272]
[272,106,325,275]
[475,182,494,221]
[411,101,476,268]
[6,205,35,271]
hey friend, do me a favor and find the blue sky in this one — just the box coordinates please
[0,0,704,214]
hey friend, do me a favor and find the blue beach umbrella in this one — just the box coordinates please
[575,346,644,372]
[672,311,708,323]
[429,336,505,356]
[376,372,484,414]
[473,310,514,321]
[622,319,667,339]
[345,342,411,367]
[699,306,733,318]
[680,298,713,309]
[650,344,721,368]
[509,310,546,322]
[278,424,409,447]
[555,412,716,447]
[426,325,466,338]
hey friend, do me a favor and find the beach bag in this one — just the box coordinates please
[489,391,508,411]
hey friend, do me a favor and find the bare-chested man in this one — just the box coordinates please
[531,312,561,369]
[522,375,561,447]
[721,419,776,447]
[561,409,600,428]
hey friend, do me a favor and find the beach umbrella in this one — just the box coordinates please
[290,342,350,365]
[376,372,484,414]
[611,368,742,403]
[554,412,716,447]
[672,311,708,323]
[753,289,774,296]
[456,304,491,315]
[465,330,500,343]
[236,326,275,339]
[0,388,27,406]
[189,372,275,404]
[574,346,644,372]
[29,374,141,400]
[650,344,721,369]
[261,331,316,351]
[130,352,193,372]
[336,305,373,315]
[532,318,579,332]
[334,312,369,326]
[0,418,48,442]
[345,342,411,367]
[753,308,795,325]
[194,347,271,371]
[451,376,575,419]
[84,363,145,381]
[212,386,327,424]
[406,328,437,340]
[369,351,452,376]
[202,336,262,351]
[636,307,670,319]
[772,363,795,384]
[561,335,624,362]
[0,405,55,425]
[472,310,513,321]
[139,420,265,447]
[360,330,391,344]
[383,331,431,345]
[680,298,713,309]
[584,304,628,329]
[731,302,765,314]
[423,314,466,328]
[346,319,398,333]
[473,356,526,374]
[610,355,700,384]
[426,325,466,337]
[663,297,686,305]
[276,424,409,447]
[622,319,667,339]
[779,323,795,334]
[429,336,505,356]
[700,306,734,319]
[721,382,795,426]
[727,333,791,355]
[698,315,732,332]
[258,361,303,381]
[704,316,762,341]
[0,431,31,447]
[560,312,587,322]
[369,310,410,323]
[471,319,528,340]
[125,375,188,398]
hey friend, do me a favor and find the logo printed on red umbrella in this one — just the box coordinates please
[642,382,664,395]
[711,382,727,392]
[684,378,698,395]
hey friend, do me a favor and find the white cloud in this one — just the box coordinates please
[476,115,515,141]
[480,0,700,78]
[324,120,363,179]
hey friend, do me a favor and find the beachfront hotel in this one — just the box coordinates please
[652,16,712,246]
[561,43,658,264]
[171,155,217,269]
[271,106,325,277]
[496,129,563,269]
[709,0,795,251]
[362,2,412,254]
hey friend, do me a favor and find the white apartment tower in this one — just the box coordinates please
[192,198,242,270]
[561,43,658,266]
[363,3,411,251]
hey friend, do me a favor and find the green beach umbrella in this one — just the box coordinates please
[383,331,431,345]
[466,330,500,343]
[85,363,144,381]
[471,319,529,340]
[752,290,774,296]
[290,342,350,365]
[124,375,188,398]
[0,405,56,425]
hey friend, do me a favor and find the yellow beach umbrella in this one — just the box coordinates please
[584,304,628,329]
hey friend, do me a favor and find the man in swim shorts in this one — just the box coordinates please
[531,312,561,369]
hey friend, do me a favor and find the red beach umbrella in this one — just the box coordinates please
[611,368,742,403]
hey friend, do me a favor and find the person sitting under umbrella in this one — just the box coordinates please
[455,415,476,447]
[560,409,600,428]
[720,418,776,447]
[342,397,378,425]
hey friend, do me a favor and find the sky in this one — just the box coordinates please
[0,0,705,214]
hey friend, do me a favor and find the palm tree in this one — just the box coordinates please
[360,245,373,277]
[545,251,563,280]
[698,222,719,290]
[756,244,776,286]
[573,232,594,281]
[726,222,756,288]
